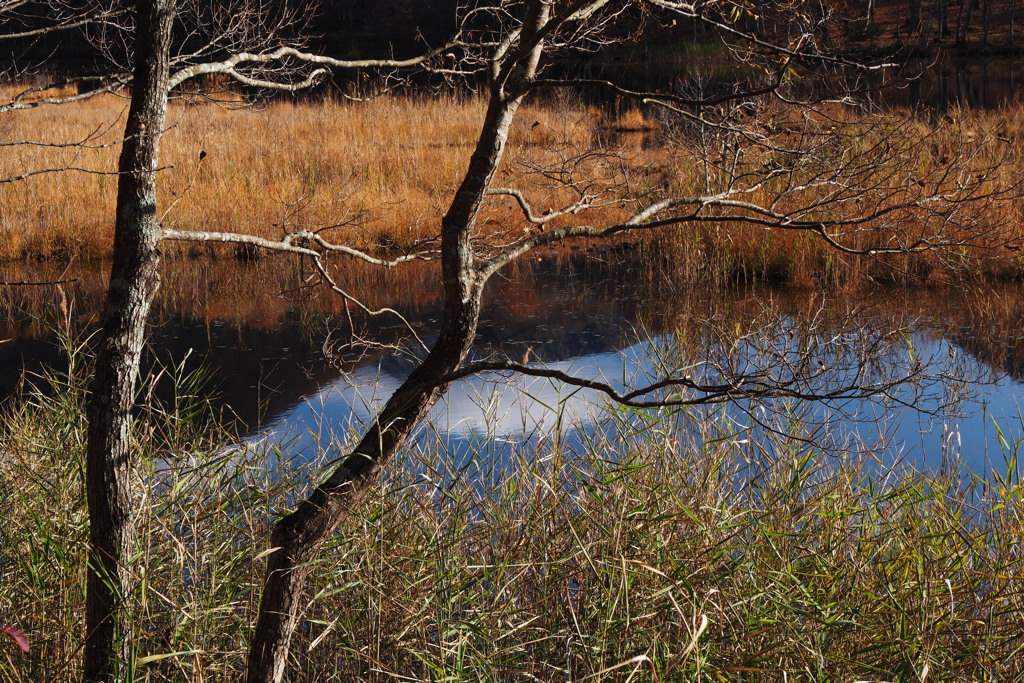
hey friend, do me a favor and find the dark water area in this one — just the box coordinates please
[0,256,649,435]
[876,58,1024,111]
[553,55,1024,114]
[3,256,1024,477]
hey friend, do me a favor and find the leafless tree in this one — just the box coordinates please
[7,0,1018,680]
[0,2,461,681]
[156,2,1020,681]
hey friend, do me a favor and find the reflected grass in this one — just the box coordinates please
[1,346,1023,680]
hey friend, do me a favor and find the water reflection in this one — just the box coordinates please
[256,311,1021,476]
[881,59,1024,112]
[561,56,1024,112]
[2,256,1023,475]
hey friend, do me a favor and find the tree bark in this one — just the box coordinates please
[1012,0,1016,44]
[939,0,950,39]
[82,1,174,681]
[956,0,967,43]
[244,3,550,680]
[982,0,990,43]
[962,0,976,42]
[908,0,922,32]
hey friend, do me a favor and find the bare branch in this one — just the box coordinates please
[0,277,77,286]
[438,358,922,410]
[486,187,594,224]
[308,257,431,356]
[161,228,439,267]
[0,79,129,113]
[0,165,125,185]
[0,6,127,40]
[167,43,470,89]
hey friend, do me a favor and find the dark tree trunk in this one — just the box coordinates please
[982,0,990,43]
[963,0,976,42]
[82,1,174,680]
[1012,0,1017,44]
[244,4,550,680]
[956,0,967,43]
[908,0,922,31]
[243,96,513,683]
[934,0,950,39]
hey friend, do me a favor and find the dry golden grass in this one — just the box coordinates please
[648,100,1024,287]
[2,91,1023,286]
[0,92,634,261]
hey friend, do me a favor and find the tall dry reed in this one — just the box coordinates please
[2,89,1022,286]
[1,342,1022,681]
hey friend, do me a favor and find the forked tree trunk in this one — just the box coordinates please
[83,1,174,680]
[244,4,549,681]
[244,93,518,683]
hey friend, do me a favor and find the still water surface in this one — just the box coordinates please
[2,256,1023,476]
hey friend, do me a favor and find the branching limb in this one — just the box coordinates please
[167,43,473,89]
[530,75,789,108]
[0,78,129,113]
[220,67,329,92]
[0,165,126,185]
[161,229,439,267]
[486,187,596,224]
[0,277,77,286]
[308,256,431,356]
[438,359,921,409]
[0,6,127,40]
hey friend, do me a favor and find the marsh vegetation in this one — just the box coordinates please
[3,91,1024,285]
[2,349,1023,681]
[4,1,1024,680]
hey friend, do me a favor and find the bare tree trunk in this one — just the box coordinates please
[982,0,990,43]
[908,0,922,32]
[244,4,550,680]
[963,0,976,42]
[956,0,967,43]
[935,0,950,39]
[1012,0,1017,44]
[83,1,174,680]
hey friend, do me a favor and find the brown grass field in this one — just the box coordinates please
[2,87,1023,285]
[0,89,624,259]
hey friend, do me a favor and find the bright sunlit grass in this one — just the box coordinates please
[2,91,1022,285]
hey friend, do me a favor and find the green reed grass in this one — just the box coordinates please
[1,349,1023,681]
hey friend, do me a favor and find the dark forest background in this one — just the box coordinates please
[3,0,1022,81]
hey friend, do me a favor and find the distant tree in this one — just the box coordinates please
[935,0,951,39]
[908,0,922,29]
[1012,0,1017,42]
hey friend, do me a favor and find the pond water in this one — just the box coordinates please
[562,55,1024,113]
[2,255,1022,477]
